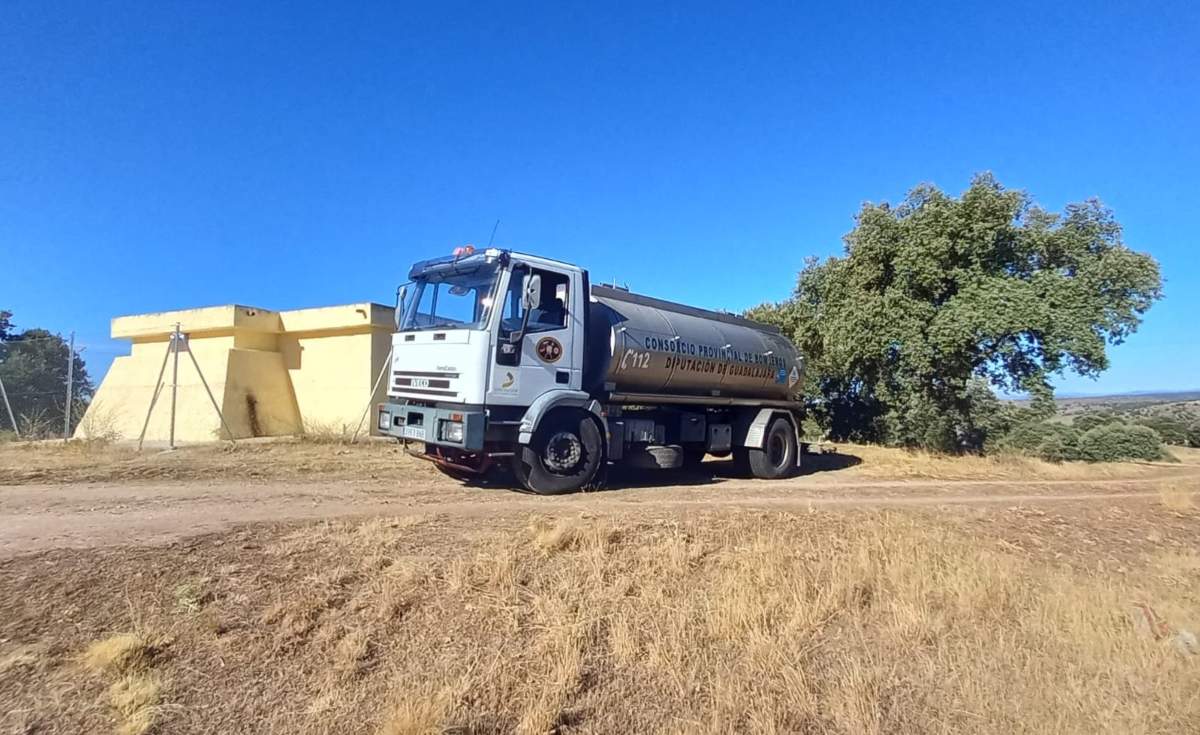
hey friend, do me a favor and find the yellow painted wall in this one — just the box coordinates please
[76,303,394,443]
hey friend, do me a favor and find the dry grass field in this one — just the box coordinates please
[846,442,1196,481]
[2,437,1193,486]
[1,441,1198,734]
[0,436,421,486]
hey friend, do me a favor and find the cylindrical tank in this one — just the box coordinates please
[585,285,803,401]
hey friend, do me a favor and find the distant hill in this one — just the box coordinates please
[1054,391,1200,414]
[1009,390,1200,408]
[1006,392,1200,437]
[1007,391,1199,446]
[1055,389,1200,401]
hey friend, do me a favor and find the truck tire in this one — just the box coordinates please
[512,410,603,494]
[747,417,798,479]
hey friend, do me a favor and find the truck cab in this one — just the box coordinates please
[388,247,587,403]
[378,248,599,486]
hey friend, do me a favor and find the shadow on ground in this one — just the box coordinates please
[798,450,863,476]
[453,449,865,494]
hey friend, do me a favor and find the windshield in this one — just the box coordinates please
[399,262,501,331]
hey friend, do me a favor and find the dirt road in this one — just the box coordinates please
[3,459,1197,556]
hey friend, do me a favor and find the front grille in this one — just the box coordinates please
[392,370,458,398]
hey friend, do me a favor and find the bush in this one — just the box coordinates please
[1131,416,1191,446]
[1071,411,1197,449]
[1036,432,1074,463]
[1073,411,1119,434]
[996,421,1081,462]
[1077,423,1166,462]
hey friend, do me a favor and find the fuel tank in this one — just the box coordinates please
[585,285,803,401]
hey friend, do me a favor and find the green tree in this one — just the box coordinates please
[0,317,94,437]
[750,174,1163,451]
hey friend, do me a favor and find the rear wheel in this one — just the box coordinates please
[747,417,798,479]
[512,410,603,494]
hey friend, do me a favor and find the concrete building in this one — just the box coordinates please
[76,303,394,443]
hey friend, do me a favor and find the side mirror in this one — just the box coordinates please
[394,284,408,330]
[522,274,542,312]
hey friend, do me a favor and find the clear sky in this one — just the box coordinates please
[2,1,1197,395]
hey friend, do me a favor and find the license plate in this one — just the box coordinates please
[400,426,426,440]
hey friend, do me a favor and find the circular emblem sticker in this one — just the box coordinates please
[535,336,564,363]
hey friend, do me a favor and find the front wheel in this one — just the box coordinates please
[512,411,603,494]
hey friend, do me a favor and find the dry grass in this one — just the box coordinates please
[74,402,127,443]
[4,510,1199,734]
[1160,482,1197,510]
[1170,445,1200,464]
[0,436,427,485]
[378,678,466,735]
[370,513,1200,734]
[527,515,619,555]
[844,442,1179,481]
[80,633,168,735]
[300,420,362,444]
[81,633,161,675]
[107,672,164,735]
[0,645,41,674]
[2,434,1187,488]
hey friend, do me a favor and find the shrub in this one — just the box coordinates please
[1131,416,1191,446]
[996,421,1081,462]
[1072,411,1119,434]
[1036,433,1073,463]
[1077,423,1166,462]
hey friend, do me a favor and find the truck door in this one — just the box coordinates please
[488,264,582,405]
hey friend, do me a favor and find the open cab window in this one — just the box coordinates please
[499,267,570,337]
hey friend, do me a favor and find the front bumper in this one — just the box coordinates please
[377,401,487,451]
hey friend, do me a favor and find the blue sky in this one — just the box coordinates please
[2,1,1197,395]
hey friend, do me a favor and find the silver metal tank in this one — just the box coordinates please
[586,286,803,402]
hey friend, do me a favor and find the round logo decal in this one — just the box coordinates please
[535,336,564,363]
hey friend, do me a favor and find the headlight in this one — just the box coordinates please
[378,409,391,430]
[440,420,464,443]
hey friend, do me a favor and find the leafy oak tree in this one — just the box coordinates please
[749,174,1163,452]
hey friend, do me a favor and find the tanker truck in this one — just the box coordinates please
[376,246,805,494]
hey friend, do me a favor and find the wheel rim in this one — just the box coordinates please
[543,431,583,473]
[767,433,788,468]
